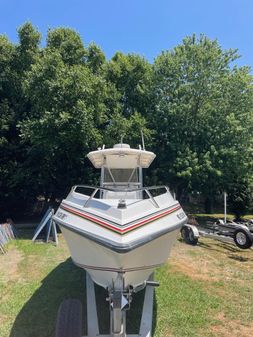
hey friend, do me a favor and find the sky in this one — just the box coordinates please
[0,0,252,68]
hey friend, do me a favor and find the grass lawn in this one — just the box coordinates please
[0,228,253,337]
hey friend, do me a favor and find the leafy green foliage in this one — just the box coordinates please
[151,35,253,208]
[16,22,41,71]
[46,27,86,65]
[106,52,152,117]
[0,25,252,217]
[228,181,253,219]
[0,24,42,216]
[86,43,106,74]
[19,46,107,198]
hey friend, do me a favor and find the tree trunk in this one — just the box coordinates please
[204,196,213,214]
[176,185,184,202]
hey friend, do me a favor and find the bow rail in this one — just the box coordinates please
[71,185,170,208]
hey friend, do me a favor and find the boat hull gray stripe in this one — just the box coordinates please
[54,217,187,253]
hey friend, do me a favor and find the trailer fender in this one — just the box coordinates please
[182,224,199,238]
[181,224,199,245]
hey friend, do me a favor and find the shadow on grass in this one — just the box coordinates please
[179,238,253,263]
[195,240,253,262]
[198,240,243,253]
[15,228,61,245]
[228,255,252,262]
[14,228,45,241]
[10,258,157,337]
[10,258,87,337]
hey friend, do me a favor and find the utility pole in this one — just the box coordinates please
[224,192,227,224]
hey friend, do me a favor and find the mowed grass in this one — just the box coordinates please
[0,229,253,337]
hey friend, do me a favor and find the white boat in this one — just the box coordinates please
[53,143,187,291]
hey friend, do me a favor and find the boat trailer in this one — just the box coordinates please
[181,192,253,250]
[55,272,158,337]
[181,219,253,249]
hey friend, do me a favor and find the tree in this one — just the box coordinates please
[228,181,253,219]
[104,111,153,148]
[15,22,41,71]
[106,52,152,118]
[46,27,86,65]
[151,35,253,210]
[103,52,153,149]
[1,25,253,218]
[19,41,107,199]
[86,43,106,74]
[0,24,41,217]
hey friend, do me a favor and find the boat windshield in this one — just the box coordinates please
[102,168,141,188]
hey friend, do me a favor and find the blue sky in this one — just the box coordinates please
[0,0,252,68]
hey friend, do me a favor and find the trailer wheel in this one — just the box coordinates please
[55,299,82,337]
[181,226,198,245]
[233,228,253,249]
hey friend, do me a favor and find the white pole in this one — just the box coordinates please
[141,130,145,150]
[224,192,227,224]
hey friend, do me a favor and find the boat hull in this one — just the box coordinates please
[58,220,182,289]
[54,190,187,289]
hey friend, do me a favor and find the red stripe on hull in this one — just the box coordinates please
[59,203,181,235]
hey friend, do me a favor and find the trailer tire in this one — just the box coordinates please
[181,226,198,245]
[233,228,253,249]
[55,299,82,337]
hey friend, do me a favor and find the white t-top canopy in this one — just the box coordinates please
[87,144,156,169]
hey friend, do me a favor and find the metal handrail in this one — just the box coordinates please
[72,184,169,193]
[83,188,99,208]
[71,185,170,208]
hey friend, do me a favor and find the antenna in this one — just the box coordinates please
[141,130,145,150]
[120,135,124,147]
